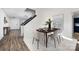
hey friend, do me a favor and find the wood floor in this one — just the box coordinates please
[74,32,79,41]
[74,32,79,51]
[0,30,29,51]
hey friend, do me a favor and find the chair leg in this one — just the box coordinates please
[53,37,56,48]
[59,35,63,43]
[59,35,61,42]
[32,37,40,49]
[56,36,60,44]
[37,39,39,49]
[43,39,46,46]
[32,38,34,44]
[32,38,35,44]
[51,36,53,40]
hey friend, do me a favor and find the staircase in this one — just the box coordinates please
[21,15,37,26]
[20,8,37,36]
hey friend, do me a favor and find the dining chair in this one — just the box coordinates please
[32,30,45,49]
[32,30,40,49]
[48,29,62,48]
[57,30,63,43]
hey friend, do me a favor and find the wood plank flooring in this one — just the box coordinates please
[0,30,29,51]
[74,32,79,51]
[74,32,79,41]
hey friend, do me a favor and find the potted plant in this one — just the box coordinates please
[45,19,52,30]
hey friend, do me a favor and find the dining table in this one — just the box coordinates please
[36,28,59,48]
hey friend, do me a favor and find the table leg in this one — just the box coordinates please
[46,33,48,48]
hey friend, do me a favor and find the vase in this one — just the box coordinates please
[48,23,51,30]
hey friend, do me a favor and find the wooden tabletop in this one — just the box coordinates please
[37,28,60,33]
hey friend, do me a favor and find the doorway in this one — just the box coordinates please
[73,17,79,41]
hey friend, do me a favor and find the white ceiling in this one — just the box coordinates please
[2,8,29,19]
[3,8,79,19]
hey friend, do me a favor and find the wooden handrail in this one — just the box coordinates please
[21,15,37,26]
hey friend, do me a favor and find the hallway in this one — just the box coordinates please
[0,30,29,51]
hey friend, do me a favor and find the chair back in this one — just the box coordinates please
[32,29,44,40]
[53,29,62,37]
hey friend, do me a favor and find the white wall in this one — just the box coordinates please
[63,12,73,38]
[10,18,20,29]
[0,17,4,40]
[0,9,10,40]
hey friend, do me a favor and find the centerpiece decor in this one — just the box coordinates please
[45,18,52,30]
